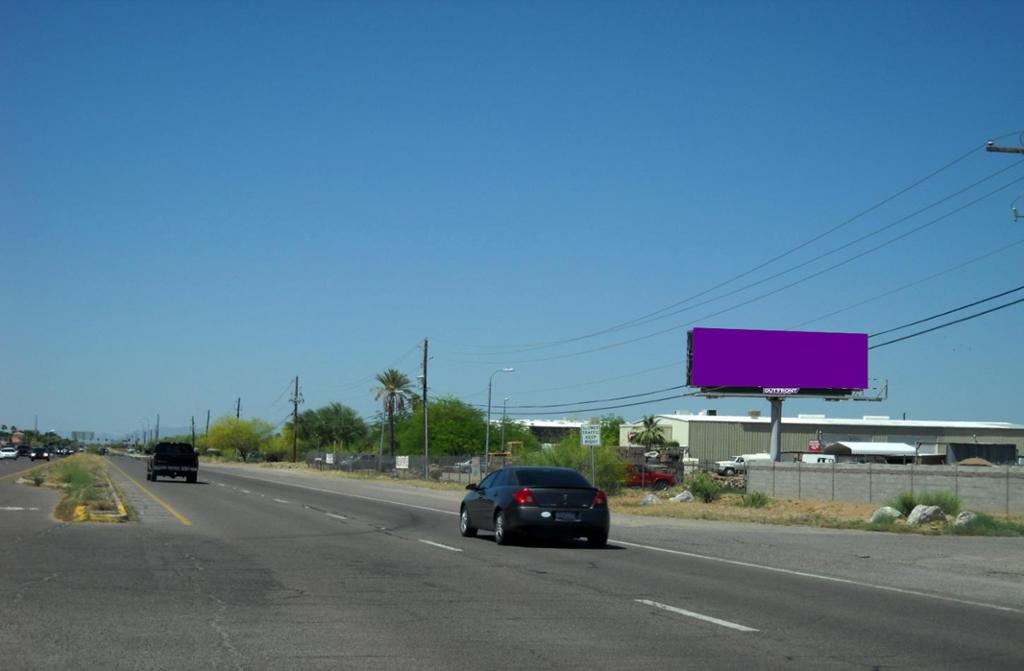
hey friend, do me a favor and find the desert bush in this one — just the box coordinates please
[687,471,721,503]
[740,491,771,508]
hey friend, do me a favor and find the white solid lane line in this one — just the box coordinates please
[418,539,463,552]
[635,599,758,632]
[326,513,347,521]
[0,506,41,511]
[273,499,289,504]
[617,540,1024,616]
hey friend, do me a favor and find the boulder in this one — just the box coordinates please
[870,506,903,524]
[670,490,695,503]
[954,511,978,527]
[640,494,660,506]
[907,504,946,526]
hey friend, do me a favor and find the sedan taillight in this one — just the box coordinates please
[591,490,608,508]
[512,487,536,504]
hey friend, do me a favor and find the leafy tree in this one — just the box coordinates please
[518,433,625,493]
[632,415,666,450]
[394,397,540,458]
[296,402,368,450]
[600,414,625,447]
[205,416,275,462]
[373,368,416,457]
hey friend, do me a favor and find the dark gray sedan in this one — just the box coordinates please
[459,466,610,547]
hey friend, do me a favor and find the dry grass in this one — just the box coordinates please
[611,490,878,528]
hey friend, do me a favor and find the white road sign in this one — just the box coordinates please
[581,425,601,446]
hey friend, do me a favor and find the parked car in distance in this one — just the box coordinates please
[624,464,677,490]
[0,446,18,460]
[30,447,51,461]
[460,466,610,547]
[17,446,31,458]
[715,453,772,475]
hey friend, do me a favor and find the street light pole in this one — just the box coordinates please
[500,396,509,454]
[484,367,514,470]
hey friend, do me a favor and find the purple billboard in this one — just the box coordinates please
[687,328,868,392]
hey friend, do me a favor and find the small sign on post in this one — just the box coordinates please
[325,453,335,465]
[396,455,410,470]
[581,424,601,484]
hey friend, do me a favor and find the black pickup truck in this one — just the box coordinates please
[147,442,199,483]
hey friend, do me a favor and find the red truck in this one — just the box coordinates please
[624,464,677,490]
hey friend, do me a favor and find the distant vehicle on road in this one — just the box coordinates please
[147,442,198,483]
[30,447,51,461]
[17,446,31,458]
[0,446,18,460]
[623,464,677,490]
[715,453,771,476]
[460,466,610,547]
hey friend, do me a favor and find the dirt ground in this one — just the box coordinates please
[612,490,879,527]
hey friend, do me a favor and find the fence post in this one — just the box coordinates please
[1007,465,1012,517]
[868,462,872,503]
[831,461,835,501]
[797,459,802,500]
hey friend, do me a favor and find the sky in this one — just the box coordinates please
[3,1,1023,437]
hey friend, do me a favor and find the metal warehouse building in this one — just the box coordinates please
[620,412,1024,465]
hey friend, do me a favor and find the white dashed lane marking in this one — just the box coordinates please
[635,599,758,632]
[418,539,463,553]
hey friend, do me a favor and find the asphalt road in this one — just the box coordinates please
[1,456,1021,671]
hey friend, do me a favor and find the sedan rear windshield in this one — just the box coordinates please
[514,469,591,488]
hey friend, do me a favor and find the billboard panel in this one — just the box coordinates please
[687,328,868,393]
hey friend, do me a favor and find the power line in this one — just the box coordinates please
[450,135,1022,355]
[869,297,1024,350]
[789,237,1024,329]
[460,384,689,410]
[869,284,1024,339]
[443,172,1024,366]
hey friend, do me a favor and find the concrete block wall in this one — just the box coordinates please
[745,463,1024,514]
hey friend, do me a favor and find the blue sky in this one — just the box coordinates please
[3,1,1023,436]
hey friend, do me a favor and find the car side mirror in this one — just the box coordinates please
[465,483,478,491]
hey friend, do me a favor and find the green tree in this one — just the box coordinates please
[205,416,275,462]
[394,396,541,458]
[600,414,625,447]
[297,403,368,450]
[518,433,625,493]
[373,368,416,457]
[632,415,666,450]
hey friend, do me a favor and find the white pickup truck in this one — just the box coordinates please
[714,453,771,475]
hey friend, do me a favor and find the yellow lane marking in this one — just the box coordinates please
[105,458,193,527]
[0,464,39,481]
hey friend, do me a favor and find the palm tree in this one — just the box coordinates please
[373,368,416,457]
[633,415,666,451]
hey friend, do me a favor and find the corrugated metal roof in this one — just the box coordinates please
[639,414,1024,431]
[515,419,584,429]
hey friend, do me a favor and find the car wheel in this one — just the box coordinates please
[150,473,157,482]
[494,510,513,545]
[724,468,735,476]
[186,473,197,484]
[654,479,669,491]
[459,507,477,537]
[587,531,608,548]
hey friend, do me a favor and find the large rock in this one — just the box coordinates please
[907,504,946,526]
[670,490,695,503]
[870,506,903,524]
[954,511,978,527]
[640,494,660,506]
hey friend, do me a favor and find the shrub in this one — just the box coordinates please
[687,471,721,503]
[31,472,45,487]
[918,491,962,516]
[888,492,918,516]
[740,491,771,508]
[887,491,962,517]
[949,512,1024,537]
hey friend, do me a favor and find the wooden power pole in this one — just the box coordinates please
[291,376,302,463]
[422,338,429,479]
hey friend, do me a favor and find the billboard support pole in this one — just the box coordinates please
[769,397,783,461]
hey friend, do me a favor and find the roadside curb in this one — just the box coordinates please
[73,472,130,523]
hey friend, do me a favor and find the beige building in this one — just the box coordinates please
[620,412,1024,465]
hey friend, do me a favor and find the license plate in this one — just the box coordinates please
[555,512,578,522]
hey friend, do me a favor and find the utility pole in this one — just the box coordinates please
[191,416,196,450]
[290,376,302,463]
[155,414,160,443]
[205,410,210,435]
[236,398,241,419]
[422,338,429,480]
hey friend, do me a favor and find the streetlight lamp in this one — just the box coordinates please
[485,367,514,470]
